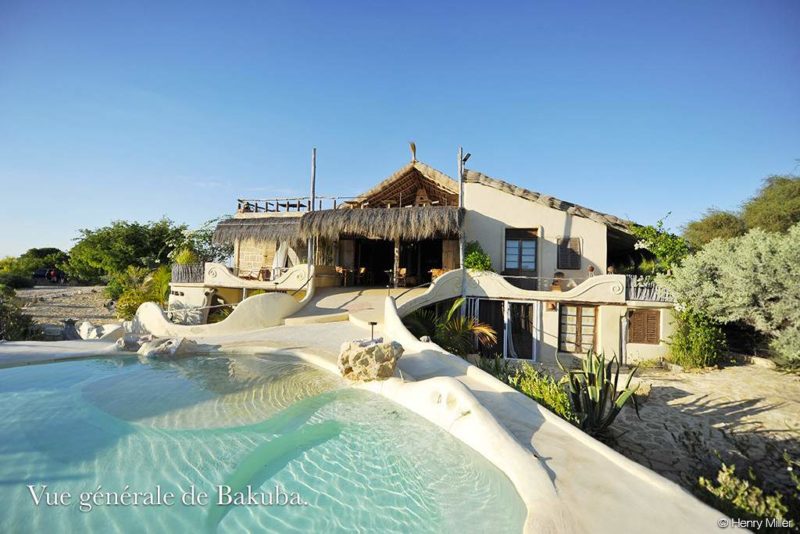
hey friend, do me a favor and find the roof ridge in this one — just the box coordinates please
[464,168,633,233]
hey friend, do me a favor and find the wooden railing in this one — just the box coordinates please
[625,275,673,302]
[236,196,357,213]
[171,262,205,284]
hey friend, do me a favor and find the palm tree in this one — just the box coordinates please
[403,297,497,356]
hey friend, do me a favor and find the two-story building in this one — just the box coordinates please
[169,153,673,365]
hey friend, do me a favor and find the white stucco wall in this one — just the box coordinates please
[463,181,608,284]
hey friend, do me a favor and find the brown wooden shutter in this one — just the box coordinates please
[557,238,581,270]
[628,309,660,344]
[645,310,660,344]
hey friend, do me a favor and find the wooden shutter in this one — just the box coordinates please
[442,240,459,270]
[557,238,581,270]
[628,309,660,344]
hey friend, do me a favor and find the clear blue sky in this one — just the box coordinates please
[1,0,798,256]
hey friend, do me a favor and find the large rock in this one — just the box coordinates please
[338,338,403,381]
[137,337,198,360]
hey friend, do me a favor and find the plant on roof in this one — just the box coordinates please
[557,350,639,436]
[464,241,493,271]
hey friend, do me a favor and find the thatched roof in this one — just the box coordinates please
[343,161,459,208]
[299,206,463,241]
[213,217,302,244]
[464,169,633,234]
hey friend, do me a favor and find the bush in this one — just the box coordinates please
[105,266,149,300]
[507,363,576,423]
[0,286,38,340]
[115,289,150,320]
[464,241,493,271]
[0,272,34,289]
[662,223,800,366]
[699,463,789,524]
[668,309,727,368]
[174,248,199,265]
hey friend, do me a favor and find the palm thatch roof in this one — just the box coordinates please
[343,161,459,208]
[212,217,303,244]
[464,169,633,234]
[299,206,463,241]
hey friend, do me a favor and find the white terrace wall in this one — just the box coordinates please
[463,181,608,285]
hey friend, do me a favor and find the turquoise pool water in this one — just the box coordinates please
[0,354,526,532]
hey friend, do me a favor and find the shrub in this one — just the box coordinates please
[402,298,497,356]
[662,223,800,366]
[508,363,577,423]
[464,241,493,271]
[699,463,788,524]
[174,248,199,265]
[0,272,34,289]
[0,286,38,340]
[668,309,727,368]
[558,351,639,436]
[144,265,172,307]
[683,210,747,250]
[115,289,150,320]
[105,266,150,300]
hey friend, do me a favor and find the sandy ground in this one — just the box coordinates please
[15,285,119,325]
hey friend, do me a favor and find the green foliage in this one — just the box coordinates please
[105,266,150,300]
[403,298,497,356]
[682,209,747,250]
[64,219,187,283]
[0,286,39,340]
[174,248,200,265]
[507,363,577,423]
[207,306,233,324]
[168,217,233,263]
[662,224,800,366]
[668,309,727,368]
[699,463,788,524]
[0,272,34,289]
[115,289,150,321]
[558,351,639,436]
[464,241,493,271]
[144,265,172,307]
[742,175,800,234]
[630,215,690,273]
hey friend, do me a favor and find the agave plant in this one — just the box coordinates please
[403,297,497,356]
[557,350,639,435]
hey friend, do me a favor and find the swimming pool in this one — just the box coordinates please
[0,353,526,532]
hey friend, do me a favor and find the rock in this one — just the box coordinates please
[338,338,403,381]
[76,320,124,341]
[116,333,153,352]
[137,337,198,360]
[420,335,431,343]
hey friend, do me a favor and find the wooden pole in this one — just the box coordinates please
[458,146,466,300]
[393,238,400,289]
[307,148,316,276]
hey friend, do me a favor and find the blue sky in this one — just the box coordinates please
[0,0,798,256]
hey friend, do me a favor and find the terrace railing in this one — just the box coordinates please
[625,275,673,302]
[171,262,205,284]
[236,196,357,213]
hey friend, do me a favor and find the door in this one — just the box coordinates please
[509,303,534,359]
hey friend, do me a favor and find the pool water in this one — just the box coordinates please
[0,354,526,532]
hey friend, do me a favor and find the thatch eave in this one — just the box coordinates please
[212,218,303,245]
[299,206,463,241]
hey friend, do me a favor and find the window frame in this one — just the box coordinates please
[558,304,597,353]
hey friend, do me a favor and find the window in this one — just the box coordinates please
[628,309,661,344]
[559,305,596,353]
[557,237,582,270]
[504,228,538,289]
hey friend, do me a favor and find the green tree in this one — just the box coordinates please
[742,175,800,233]
[661,224,800,366]
[64,219,187,282]
[682,210,746,250]
[630,215,689,274]
[168,217,233,263]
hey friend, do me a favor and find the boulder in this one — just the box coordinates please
[137,337,198,360]
[338,338,403,381]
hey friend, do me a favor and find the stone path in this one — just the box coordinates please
[610,364,800,497]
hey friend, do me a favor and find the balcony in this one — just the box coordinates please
[236,196,356,214]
